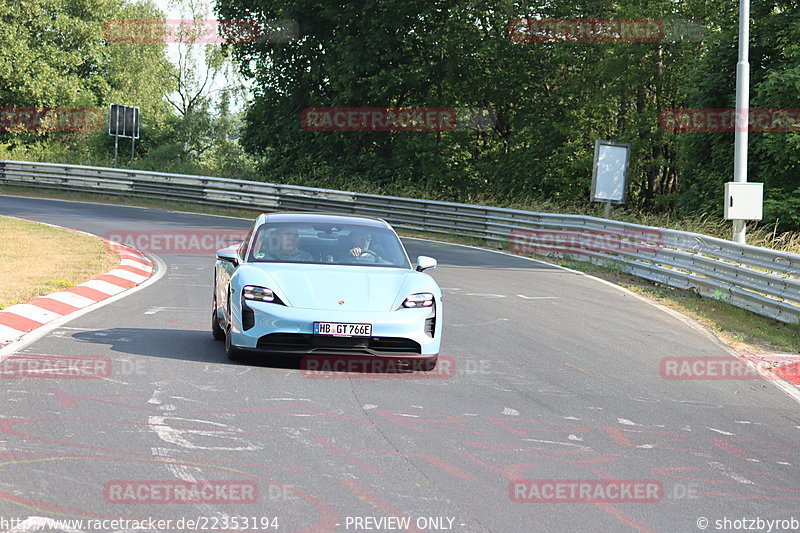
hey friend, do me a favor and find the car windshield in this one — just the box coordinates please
[246,222,410,268]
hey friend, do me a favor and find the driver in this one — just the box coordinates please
[263,228,313,262]
[344,229,383,260]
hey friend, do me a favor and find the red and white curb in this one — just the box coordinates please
[0,224,154,348]
[742,352,800,387]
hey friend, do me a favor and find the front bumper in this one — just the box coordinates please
[229,300,441,357]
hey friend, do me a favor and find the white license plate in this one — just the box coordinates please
[313,322,372,337]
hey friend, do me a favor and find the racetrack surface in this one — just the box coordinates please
[1,195,798,533]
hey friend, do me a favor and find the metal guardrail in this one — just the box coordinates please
[2,159,799,324]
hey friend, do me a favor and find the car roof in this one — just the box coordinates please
[259,212,390,228]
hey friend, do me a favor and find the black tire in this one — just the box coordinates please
[211,300,225,341]
[225,325,244,361]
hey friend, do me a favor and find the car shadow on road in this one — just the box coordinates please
[69,327,449,375]
[70,327,303,370]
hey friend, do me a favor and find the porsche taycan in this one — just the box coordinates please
[212,212,442,369]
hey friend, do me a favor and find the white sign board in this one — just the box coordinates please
[591,140,630,204]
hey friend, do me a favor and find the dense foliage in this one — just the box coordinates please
[0,0,255,178]
[215,0,800,230]
[1,0,798,231]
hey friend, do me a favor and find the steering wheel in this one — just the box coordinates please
[357,249,380,258]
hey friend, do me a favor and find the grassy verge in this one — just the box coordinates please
[0,215,119,310]
[2,184,798,355]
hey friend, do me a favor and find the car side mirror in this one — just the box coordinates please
[416,256,437,272]
[216,248,239,266]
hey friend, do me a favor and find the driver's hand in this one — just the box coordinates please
[349,247,362,256]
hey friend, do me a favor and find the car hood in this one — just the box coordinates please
[236,264,413,312]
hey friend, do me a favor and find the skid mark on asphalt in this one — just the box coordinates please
[148,416,263,451]
[707,427,735,436]
[708,461,755,484]
[149,446,232,523]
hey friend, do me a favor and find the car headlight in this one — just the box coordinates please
[243,285,276,302]
[401,292,434,308]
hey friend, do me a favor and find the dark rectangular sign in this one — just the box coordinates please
[108,104,140,138]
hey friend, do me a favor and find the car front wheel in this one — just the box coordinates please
[211,297,225,341]
[225,325,245,361]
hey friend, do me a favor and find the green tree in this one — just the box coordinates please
[678,1,800,230]
[0,0,176,164]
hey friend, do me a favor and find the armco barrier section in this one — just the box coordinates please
[1,159,798,324]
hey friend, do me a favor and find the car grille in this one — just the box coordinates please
[424,316,435,337]
[256,333,421,355]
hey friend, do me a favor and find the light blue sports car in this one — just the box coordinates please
[212,212,442,370]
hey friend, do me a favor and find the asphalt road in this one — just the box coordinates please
[1,194,799,533]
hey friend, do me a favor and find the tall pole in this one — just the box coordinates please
[732,0,750,244]
[113,132,119,168]
[113,106,120,168]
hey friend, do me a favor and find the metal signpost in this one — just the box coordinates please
[108,104,140,168]
[590,140,631,217]
[731,0,750,243]
[726,0,764,243]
